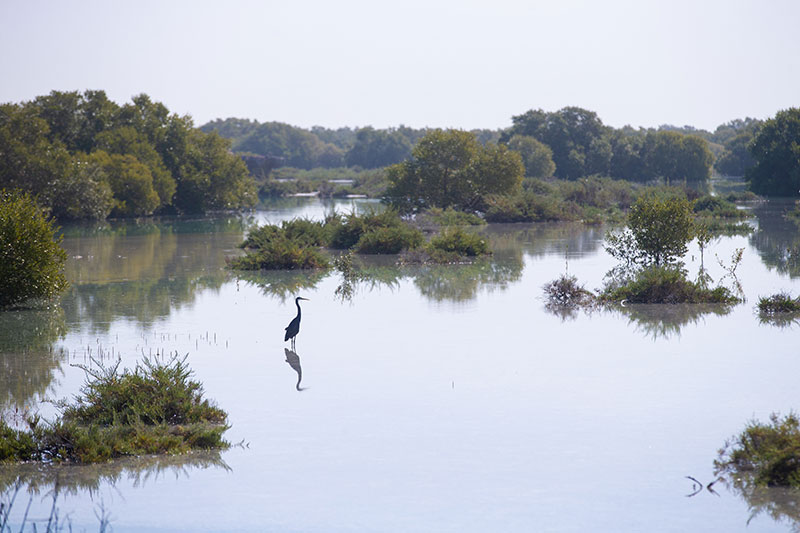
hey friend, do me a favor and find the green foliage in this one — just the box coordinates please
[345,127,413,169]
[746,108,800,197]
[716,412,800,488]
[49,154,114,220]
[230,237,330,270]
[692,195,749,218]
[91,151,160,216]
[643,131,713,183]
[506,134,556,178]
[428,228,490,257]
[757,293,800,314]
[384,129,524,212]
[484,190,577,223]
[0,190,68,308]
[625,193,695,266]
[1,91,256,220]
[354,225,424,254]
[63,356,227,426]
[222,120,345,169]
[327,209,405,250]
[503,107,611,179]
[601,266,739,304]
[0,356,229,464]
[0,420,37,462]
[0,103,73,199]
[715,130,758,177]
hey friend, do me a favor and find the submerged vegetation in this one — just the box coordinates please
[0,356,228,464]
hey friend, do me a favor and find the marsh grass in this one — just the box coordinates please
[0,356,229,464]
[716,413,800,488]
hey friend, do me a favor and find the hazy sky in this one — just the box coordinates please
[1,0,798,131]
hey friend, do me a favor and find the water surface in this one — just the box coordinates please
[2,198,799,532]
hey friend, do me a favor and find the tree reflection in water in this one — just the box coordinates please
[0,308,68,408]
[237,270,329,302]
[611,303,733,340]
[749,199,800,279]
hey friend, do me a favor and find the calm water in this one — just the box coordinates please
[1,198,800,532]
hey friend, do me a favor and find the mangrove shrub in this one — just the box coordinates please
[0,190,68,308]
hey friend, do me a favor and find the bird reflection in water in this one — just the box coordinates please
[284,348,305,391]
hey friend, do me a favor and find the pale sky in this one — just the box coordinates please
[1,0,798,132]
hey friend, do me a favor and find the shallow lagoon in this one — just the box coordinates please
[2,198,800,532]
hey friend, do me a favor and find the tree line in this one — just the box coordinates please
[0,90,256,221]
[201,109,775,186]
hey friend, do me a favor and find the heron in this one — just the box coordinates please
[284,296,309,348]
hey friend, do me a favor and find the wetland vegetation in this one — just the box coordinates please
[0,356,228,464]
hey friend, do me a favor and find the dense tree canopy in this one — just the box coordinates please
[344,127,413,169]
[503,107,612,179]
[0,91,256,219]
[746,108,800,197]
[506,135,556,178]
[384,129,523,212]
[643,131,713,183]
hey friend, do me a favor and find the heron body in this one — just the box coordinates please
[284,296,308,347]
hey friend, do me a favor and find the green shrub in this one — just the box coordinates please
[326,212,367,249]
[63,356,227,426]
[757,293,800,315]
[326,209,407,250]
[355,225,424,254]
[242,218,328,250]
[693,195,748,218]
[428,228,490,257]
[601,266,739,304]
[230,237,330,270]
[0,420,37,462]
[716,412,800,488]
[484,191,575,223]
[0,356,229,464]
[0,190,68,308]
[724,190,762,203]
